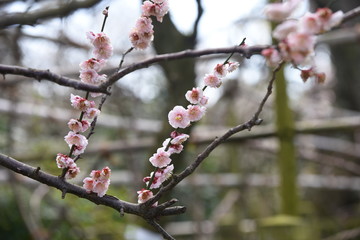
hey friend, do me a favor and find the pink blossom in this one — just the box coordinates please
[170,132,189,145]
[187,105,206,122]
[273,20,298,40]
[83,166,111,197]
[278,32,316,65]
[84,108,101,119]
[144,164,174,189]
[56,153,74,169]
[161,138,183,155]
[168,105,190,129]
[80,71,107,86]
[261,48,282,67]
[66,165,80,179]
[214,63,228,78]
[264,0,302,22]
[79,58,106,71]
[79,69,99,85]
[129,17,154,50]
[298,13,322,35]
[72,144,87,156]
[142,0,169,22]
[67,119,90,133]
[316,8,344,32]
[86,32,111,49]
[93,44,113,60]
[300,68,326,83]
[149,148,171,168]
[70,94,96,112]
[226,62,240,73]
[93,180,110,197]
[137,189,154,203]
[203,74,221,88]
[64,131,88,147]
[199,96,209,106]
[83,177,94,193]
[185,87,203,104]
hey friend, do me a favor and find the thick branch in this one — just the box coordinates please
[0,0,102,28]
[0,153,185,219]
[0,64,109,94]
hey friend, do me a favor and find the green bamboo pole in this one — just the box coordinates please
[274,68,298,215]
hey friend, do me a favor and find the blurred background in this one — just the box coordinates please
[1,0,360,239]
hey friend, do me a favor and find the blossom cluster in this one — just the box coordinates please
[81,31,113,97]
[262,0,344,83]
[55,28,112,197]
[83,167,111,197]
[137,61,240,204]
[129,0,169,50]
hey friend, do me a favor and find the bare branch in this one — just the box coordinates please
[0,64,109,94]
[191,0,204,42]
[341,5,360,24]
[146,219,175,240]
[0,0,102,28]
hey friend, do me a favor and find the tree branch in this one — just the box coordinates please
[0,64,110,94]
[0,0,102,28]
[103,45,266,88]
[148,62,284,205]
[341,5,360,24]
[0,153,185,219]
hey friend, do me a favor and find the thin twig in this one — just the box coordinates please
[146,219,175,240]
[341,5,360,24]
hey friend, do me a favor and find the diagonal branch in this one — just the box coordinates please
[0,0,102,28]
[0,64,110,94]
[341,5,360,24]
[148,62,284,205]
[0,153,185,219]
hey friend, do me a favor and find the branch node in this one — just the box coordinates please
[33,166,41,175]
[61,189,67,199]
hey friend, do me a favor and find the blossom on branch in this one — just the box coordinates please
[83,166,111,197]
[142,0,169,22]
[137,189,154,204]
[67,119,90,133]
[168,105,190,129]
[70,94,96,112]
[55,153,80,179]
[264,0,301,22]
[149,148,172,168]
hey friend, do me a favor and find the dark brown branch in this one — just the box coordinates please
[0,0,102,28]
[341,5,360,24]
[148,62,284,205]
[191,0,203,42]
[146,219,175,240]
[0,153,185,219]
[103,45,266,88]
[0,64,109,94]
